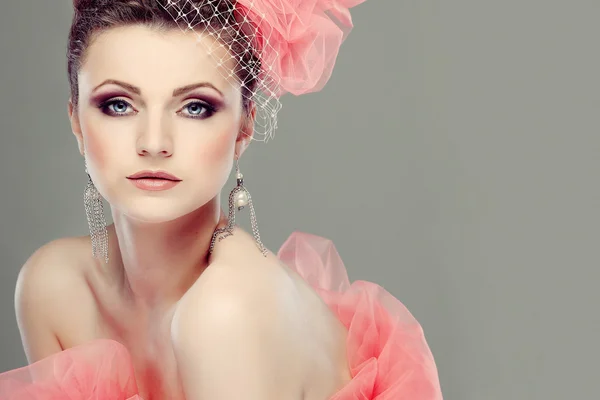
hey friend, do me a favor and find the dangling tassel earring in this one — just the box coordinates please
[83,158,109,264]
[209,156,268,257]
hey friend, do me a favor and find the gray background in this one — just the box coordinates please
[1,1,598,399]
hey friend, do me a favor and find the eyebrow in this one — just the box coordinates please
[92,79,224,97]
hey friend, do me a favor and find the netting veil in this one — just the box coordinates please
[159,0,366,142]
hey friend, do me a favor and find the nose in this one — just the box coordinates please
[136,114,173,157]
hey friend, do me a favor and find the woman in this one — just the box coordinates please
[0,0,443,399]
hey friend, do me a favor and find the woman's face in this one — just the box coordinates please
[69,24,251,223]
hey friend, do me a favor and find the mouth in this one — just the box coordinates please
[126,170,182,181]
[127,175,182,192]
[128,177,179,181]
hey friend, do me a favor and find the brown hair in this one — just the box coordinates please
[67,0,259,115]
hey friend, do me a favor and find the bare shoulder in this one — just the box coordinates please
[184,227,307,323]
[15,236,92,362]
[177,226,298,323]
[171,230,313,398]
[17,236,90,296]
[172,227,351,399]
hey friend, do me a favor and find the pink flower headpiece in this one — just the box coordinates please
[162,0,367,141]
[235,0,366,96]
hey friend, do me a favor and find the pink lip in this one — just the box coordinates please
[127,170,182,181]
[128,178,181,191]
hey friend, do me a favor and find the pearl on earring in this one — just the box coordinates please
[235,190,249,209]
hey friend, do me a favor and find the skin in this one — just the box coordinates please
[14,24,351,399]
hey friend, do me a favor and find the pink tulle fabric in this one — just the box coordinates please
[236,0,366,96]
[0,338,140,400]
[0,231,443,400]
[278,232,443,399]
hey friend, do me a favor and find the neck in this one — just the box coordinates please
[108,197,222,313]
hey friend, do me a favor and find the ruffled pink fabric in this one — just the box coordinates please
[0,231,443,399]
[0,339,140,400]
[236,0,366,96]
[278,231,444,399]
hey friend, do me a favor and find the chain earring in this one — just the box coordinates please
[83,158,109,264]
[209,156,268,257]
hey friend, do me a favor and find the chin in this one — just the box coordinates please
[103,179,221,223]
[125,210,186,224]
[110,196,201,224]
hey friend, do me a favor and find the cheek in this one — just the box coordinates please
[201,130,234,165]
[194,129,236,189]
[79,117,130,201]
[81,113,132,175]
[81,120,110,172]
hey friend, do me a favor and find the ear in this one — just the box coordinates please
[68,98,85,156]
[235,104,256,158]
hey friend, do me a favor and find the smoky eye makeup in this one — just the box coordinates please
[179,99,220,119]
[91,92,224,120]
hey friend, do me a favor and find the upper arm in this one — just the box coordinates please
[15,240,70,363]
[171,262,308,400]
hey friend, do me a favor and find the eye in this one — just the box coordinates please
[99,99,134,116]
[97,98,217,119]
[180,101,216,119]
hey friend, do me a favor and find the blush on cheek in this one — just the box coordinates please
[197,128,238,189]
[199,125,237,164]
[82,126,109,173]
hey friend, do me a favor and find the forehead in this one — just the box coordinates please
[79,24,238,96]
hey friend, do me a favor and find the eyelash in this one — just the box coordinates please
[98,98,217,120]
